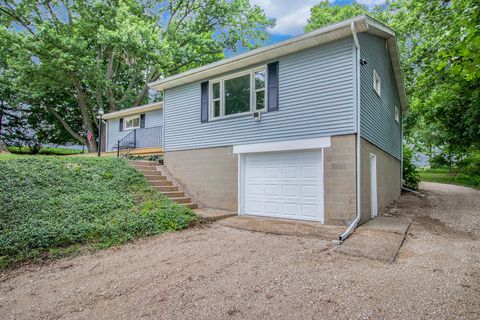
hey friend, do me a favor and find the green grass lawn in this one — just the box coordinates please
[419,168,480,190]
[7,146,84,155]
[0,156,198,269]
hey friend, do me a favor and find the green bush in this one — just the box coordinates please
[0,157,197,268]
[403,145,420,190]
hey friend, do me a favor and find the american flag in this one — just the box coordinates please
[86,131,93,142]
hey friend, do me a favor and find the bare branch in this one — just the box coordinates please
[46,106,87,145]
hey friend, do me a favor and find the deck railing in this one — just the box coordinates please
[116,126,162,158]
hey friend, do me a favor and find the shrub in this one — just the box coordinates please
[403,145,420,190]
[0,157,197,268]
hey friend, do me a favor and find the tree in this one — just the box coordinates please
[1,0,272,152]
[305,1,370,32]
[305,0,480,163]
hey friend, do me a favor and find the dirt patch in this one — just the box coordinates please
[1,182,480,319]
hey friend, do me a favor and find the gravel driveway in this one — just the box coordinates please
[1,182,479,320]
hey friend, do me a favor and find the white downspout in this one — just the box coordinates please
[339,22,362,241]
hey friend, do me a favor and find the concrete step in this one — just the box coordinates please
[148,180,173,186]
[145,175,167,181]
[162,191,185,198]
[128,160,157,166]
[144,174,167,180]
[182,203,198,209]
[170,197,191,204]
[155,185,179,192]
[133,165,158,171]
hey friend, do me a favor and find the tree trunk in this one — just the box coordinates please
[0,139,8,152]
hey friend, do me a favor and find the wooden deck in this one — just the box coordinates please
[74,147,164,157]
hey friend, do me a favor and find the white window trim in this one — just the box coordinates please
[209,66,267,121]
[373,69,381,96]
[394,105,400,123]
[123,114,141,130]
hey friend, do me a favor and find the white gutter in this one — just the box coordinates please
[339,22,362,241]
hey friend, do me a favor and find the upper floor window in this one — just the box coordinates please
[210,67,266,120]
[124,115,140,130]
[373,69,381,96]
[395,106,400,123]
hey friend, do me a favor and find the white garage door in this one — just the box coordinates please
[243,150,324,222]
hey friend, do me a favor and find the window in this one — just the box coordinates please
[254,70,266,111]
[124,115,140,130]
[210,67,267,119]
[225,74,250,116]
[373,69,381,96]
[395,106,400,123]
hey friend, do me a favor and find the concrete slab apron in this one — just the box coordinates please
[217,216,344,241]
[335,216,412,263]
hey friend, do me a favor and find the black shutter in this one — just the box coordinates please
[201,81,209,123]
[267,61,279,112]
[119,118,123,132]
[140,114,146,128]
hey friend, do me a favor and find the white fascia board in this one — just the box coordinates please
[103,102,163,120]
[233,137,331,154]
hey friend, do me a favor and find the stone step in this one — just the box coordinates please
[162,191,185,198]
[155,185,179,192]
[182,203,198,209]
[148,180,173,186]
[170,197,191,204]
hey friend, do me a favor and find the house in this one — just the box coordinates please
[105,16,407,236]
[103,102,163,156]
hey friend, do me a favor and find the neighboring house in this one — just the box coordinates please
[103,102,163,153]
[106,16,408,231]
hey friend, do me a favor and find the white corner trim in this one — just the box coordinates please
[233,137,331,154]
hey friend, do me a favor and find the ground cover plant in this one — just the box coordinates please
[7,146,84,155]
[0,157,198,268]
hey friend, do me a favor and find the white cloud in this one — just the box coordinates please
[251,0,386,36]
[251,0,319,35]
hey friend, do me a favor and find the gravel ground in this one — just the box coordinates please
[1,182,479,320]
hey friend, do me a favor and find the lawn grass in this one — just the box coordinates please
[7,146,84,155]
[419,168,480,190]
[0,156,198,269]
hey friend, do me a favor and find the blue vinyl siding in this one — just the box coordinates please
[106,109,163,151]
[163,38,356,151]
[359,33,402,160]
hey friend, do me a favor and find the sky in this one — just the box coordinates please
[251,0,387,44]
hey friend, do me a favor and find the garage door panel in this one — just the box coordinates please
[301,204,320,217]
[264,167,280,178]
[282,166,297,178]
[264,202,281,214]
[281,184,298,197]
[301,166,319,178]
[243,150,324,222]
[281,203,299,215]
[265,184,280,196]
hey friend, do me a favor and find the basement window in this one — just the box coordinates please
[373,69,381,96]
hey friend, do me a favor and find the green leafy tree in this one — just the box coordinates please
[306,0,480,171]
[305,1,370,32]
[1,0,272,152]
